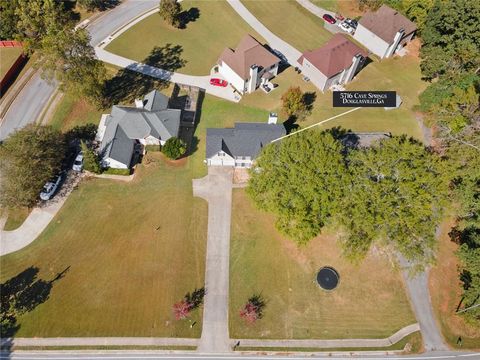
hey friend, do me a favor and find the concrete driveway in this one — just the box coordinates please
[193,167,234,353]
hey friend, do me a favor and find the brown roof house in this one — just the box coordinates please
[297,34,368,92]
[217,35,280,94]
[353,5,417,58]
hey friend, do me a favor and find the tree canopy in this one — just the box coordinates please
[247,130,447,269]
[159,0,182,28]
[338,136,447,266]
[1,0,106,106]
[0,125,66,208]
[247,130,351,244]
[420,0,480,80]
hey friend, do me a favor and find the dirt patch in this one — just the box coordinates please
[338,0,363,18]
[233,168,250,185]
[62,99,95,131]
[406,38,421,59]
[429,218,480,345]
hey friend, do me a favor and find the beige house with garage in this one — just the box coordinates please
[297,34,368,92]
[217,35,281,94]
[353,5,417,59]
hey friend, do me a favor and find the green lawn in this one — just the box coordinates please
[241,54,426,140]
[230,189,416,339]
[49,94,104,132]
[241,0,333,51]
[3,207,31,231]
[0,47,23,78]
[310,0,338,12]
[0,154,208,337]
[105,1,265,75]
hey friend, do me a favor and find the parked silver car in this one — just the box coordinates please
[72,152,84,172]
[40,173,63,201]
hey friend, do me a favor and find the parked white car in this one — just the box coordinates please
[339,21,354,34]
[72,152,84,172]
[40,173,63,201]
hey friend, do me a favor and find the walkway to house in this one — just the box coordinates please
[0,173,82,256]
[192,167,234,353]
[226,0,303,67]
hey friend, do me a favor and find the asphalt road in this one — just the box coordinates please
[0,351,479,360]
[0,0,157,141]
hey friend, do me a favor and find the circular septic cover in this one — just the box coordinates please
[316,266,339,290]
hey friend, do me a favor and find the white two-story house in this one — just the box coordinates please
[217,35,281,94]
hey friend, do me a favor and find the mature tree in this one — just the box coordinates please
[247,130,350,244]
[80,141,101,173]
[281,86,310,120]
[159,0,182,28]
[420,0,480,80]
[0,125,65,208]
[39,27,107,106]
[76,0,116,11]
[402,0,433,32]
[14,0,71,53]
[162,137,186,160]
[0,0,19,40]
[338,136,447,268]
[456,228,480,324]
[419,74,479,135]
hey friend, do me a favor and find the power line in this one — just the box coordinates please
[271,107,362,143]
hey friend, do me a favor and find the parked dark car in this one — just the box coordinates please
[344,18,358,29]
[322,14,336,24]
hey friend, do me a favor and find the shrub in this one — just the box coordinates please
[162,137,186,160]
[80,141,101,174]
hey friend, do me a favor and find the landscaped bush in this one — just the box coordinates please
[102,168,131,176]
[145,144,161,152]
[162,137,186,160]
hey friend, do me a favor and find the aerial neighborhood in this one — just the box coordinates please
[0,0,478,357]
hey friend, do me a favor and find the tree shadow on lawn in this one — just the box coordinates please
[103,44,187,107]
[0,266,69,348]
[178,7,200,29]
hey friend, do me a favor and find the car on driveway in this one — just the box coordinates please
[72,152,83,172]
[339,21,354,34]
[40,173,64,201]
[344,18,358,29]
[210,78,228,87]
[322,14,336,24]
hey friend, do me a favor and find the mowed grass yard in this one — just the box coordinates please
[242,53,426,140]
[241,0,332,51]
[230,190,416,339]
[0,154,208,337]
[105,1,264,75]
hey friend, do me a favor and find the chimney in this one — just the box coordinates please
[247,64,258,93]
[268,112,278,124]
[134,99,144,109]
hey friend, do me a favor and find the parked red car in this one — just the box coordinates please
[322,14,336,24]
[210,78,228,87]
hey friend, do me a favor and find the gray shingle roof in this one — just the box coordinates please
[100,90,180,165]
[206,122,286,159]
